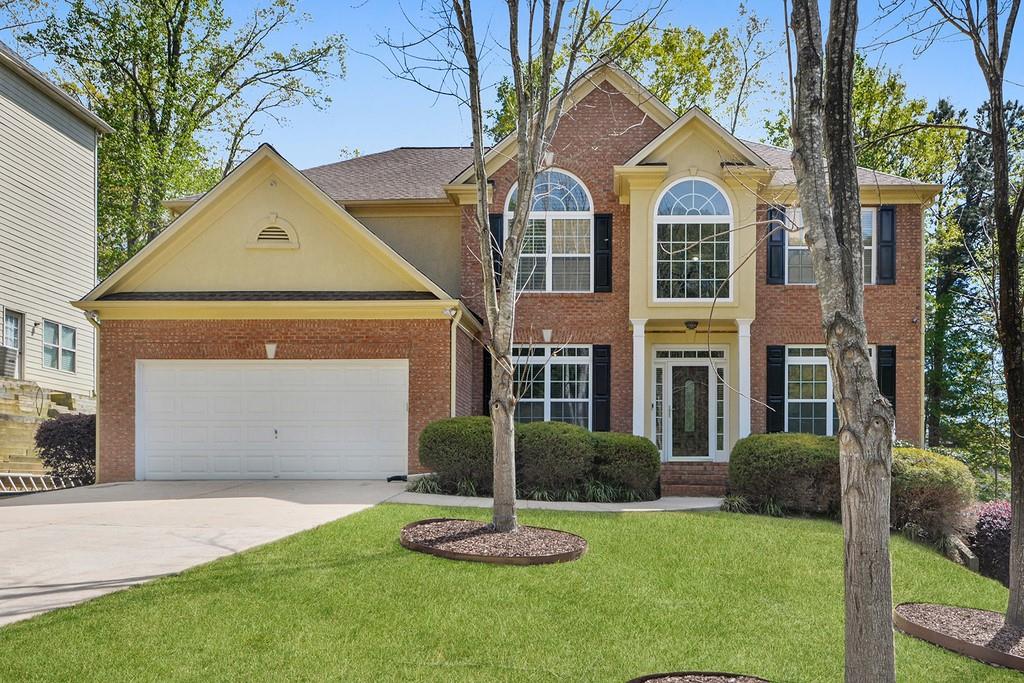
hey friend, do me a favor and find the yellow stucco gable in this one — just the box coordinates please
[84,145,448,300]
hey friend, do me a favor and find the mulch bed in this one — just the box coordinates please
[399,518,586,565]
[894,602,1024,671]
[627,674,768,683]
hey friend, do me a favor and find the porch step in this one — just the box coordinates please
[662,483,727,497]
[660,461,730,497]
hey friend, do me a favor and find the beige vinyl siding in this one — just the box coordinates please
[0,60,96,396]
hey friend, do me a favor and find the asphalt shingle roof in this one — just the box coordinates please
[303,147,475,201]
[171,137,931,207]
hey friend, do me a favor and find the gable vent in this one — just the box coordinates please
[257,225,291,242]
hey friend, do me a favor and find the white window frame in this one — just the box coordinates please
[783,344,875,436]
[1,306,24,379]
[42,319,77,374]
[504,169,595,294]
[652,177,734,303]
[781,207,877,285]
[651,345,729,462]
[512,344,593,428]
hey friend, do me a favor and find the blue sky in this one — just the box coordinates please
[248,0,1019,168]
[10,0,1022,169]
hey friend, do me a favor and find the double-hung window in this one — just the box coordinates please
[513,345,591,428]
[654,178,733,300]
[777,207,877,284]
[785,345,874,435]
[42,320,76,373]
[505,170,593,293]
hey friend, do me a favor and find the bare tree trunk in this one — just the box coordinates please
[988,62,1024,629]
[490,354,518,529]
[789,0,896,680]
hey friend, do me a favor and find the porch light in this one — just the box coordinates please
[265,342,278,359]
[685,321,698,331]
[542,329,553,343]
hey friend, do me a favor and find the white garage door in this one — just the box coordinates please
[136,360,409,480]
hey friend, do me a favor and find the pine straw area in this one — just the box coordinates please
[0,504,1017,682]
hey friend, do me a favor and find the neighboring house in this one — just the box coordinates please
[0,40,110,400]
[77,59,938,494]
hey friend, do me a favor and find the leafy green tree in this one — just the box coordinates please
[485,3,780,142]
[24,0,345,277]
[927,101,1024,499]
[764,53,959,179]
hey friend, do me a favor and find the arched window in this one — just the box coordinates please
[654,178,732,300]
[505,169,593,292]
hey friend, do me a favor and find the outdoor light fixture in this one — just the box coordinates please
[685,320,699,331]
[542,329,553,343]
[265,342,278,359]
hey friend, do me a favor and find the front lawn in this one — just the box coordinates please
[0,505,1015,682]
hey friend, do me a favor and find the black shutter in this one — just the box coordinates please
[594,213,613,292]
[766,207,786,284]
[488,213,504,284]
[481,349,492,416]
[877,345,896,414]
[592,345,611,431]
[877,206,896,285]
[766,345,786,432]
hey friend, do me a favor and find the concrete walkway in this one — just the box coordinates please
[391,491,723,512]
[0,480,404,627]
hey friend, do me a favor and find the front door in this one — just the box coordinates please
[670,365,710,458]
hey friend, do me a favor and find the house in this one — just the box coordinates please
[76,59,937,494]
[0,40,110,402]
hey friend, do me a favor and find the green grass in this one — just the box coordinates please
[0,505,1016,682]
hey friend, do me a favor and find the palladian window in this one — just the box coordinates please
[505,170,593,293]
[654,178,732,300]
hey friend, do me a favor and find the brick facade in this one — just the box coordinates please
[749,202,925,443]
[96,318,452,482]
[459,82,665,433]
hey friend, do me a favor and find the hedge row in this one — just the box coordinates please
[729,433,976,540]
[418,416,660,501]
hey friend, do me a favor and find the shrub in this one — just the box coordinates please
[34,413,96,484]
[891,447,976,541]
[417,416,493,495]
[729,433,840,514]
[516,421,593,494]
[591,432,660,495]
[969,501,1011,585]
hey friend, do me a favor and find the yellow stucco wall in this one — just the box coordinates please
[627,124,759,323]
[348,209,461,297]
[117,157,429,294]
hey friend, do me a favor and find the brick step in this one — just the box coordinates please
[662,483,727,497]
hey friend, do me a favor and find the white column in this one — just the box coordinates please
[631,319,647,436]
[737,318,753,438]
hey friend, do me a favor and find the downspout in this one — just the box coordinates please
[85,310,101,483]
[447,306,463,417]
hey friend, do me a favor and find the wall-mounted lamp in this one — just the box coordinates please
[685,320,699,331]
[542,329,553,343]
[265,342,278,360]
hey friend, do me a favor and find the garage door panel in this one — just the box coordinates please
[137,360,409,480]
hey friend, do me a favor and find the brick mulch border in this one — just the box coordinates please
[626,672,770,682]
[893,603,1024,671]
[399,518,587,566]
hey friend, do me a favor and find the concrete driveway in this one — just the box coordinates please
[0,480,404,627]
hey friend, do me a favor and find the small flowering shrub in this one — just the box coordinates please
[969,501,1011,586]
